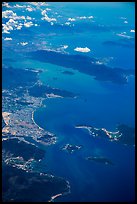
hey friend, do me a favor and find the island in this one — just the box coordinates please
[28,82,76,98]
[61,144,83,154]
[29,49,134,84]
[86,156,114,165]
[75,124,135,146]
[103,38,135,48]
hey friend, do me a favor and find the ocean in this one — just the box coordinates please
[2,2,135,202]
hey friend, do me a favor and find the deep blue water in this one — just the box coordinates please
[34,97,135,202]
[2,2,135,202]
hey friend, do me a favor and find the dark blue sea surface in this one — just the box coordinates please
[33,97,135,202]
[2,2,135,202]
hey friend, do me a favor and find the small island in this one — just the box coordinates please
[61,144,83,154]
[86,156,114,165]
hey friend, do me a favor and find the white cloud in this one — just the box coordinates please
[2,2,11,8]
[26,16,32,20]
[46,8,51,11]
[124,20,128,24]
[130,29,135,33]
[2,30,10,34]
[65,22,71,26]
[41,9,47,16]
[95,61,103,65]
[41,15,56,22]
[58,45,68,51]
[14,4,26,8]
[74,47,91,53]
[41,9,57,23]
[29,2,48,7]
[29,2,38,6]
[78,16,87,19]
[2,22,14,34]
[88,16,94,19]
[41,8,51,14]
[63,45,68,49]
[20,42,28,46]
[2,9,37,33]
[2,18,19,33]
[4,37,12,41]
[120,17,127,20]
[39,2,49,6]
[16,25,22,30]
[116,33,133,39]
[2,10,17,19]
[68,18,75,22]
[26,6,35,12]
[24,21,33,27]
[2,10,26,20]
[6,19,18,26]
[2,13,37,34]
[77,16,94,20]
[18,16,26,20]
[2,24,10,33]
[56,45,68,52]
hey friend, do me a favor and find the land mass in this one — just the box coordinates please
[61,144,83,154]
[75,124,135,146]
[2,66,72,202]
[86,156,114,165]
[2,163,70,202]
[29,50,134,84]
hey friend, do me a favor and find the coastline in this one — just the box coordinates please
[31,110,71,202]
[49,180,71,202]
[31,110,44,131]
[32,110,55,137]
